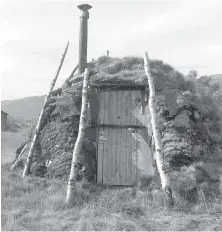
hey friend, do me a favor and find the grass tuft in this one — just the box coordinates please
[1,167,222,231]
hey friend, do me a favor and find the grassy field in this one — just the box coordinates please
[1,163,222,231]
[1,126,30,165]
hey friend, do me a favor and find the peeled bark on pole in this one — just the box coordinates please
[68,65,78,80]
[11,143,28,170]
[65,65,79,85]
[66,67,89,205]
[22,41,69,178]
[144,52,174,207]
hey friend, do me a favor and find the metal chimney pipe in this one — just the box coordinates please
[77,4,92,74]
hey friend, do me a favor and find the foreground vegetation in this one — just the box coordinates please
[1,164,222,231]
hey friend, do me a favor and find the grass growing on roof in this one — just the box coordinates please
[91,56,186,91]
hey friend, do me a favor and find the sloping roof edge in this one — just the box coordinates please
[1,110,8,115]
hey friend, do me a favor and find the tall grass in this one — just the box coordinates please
[1,165,222,231]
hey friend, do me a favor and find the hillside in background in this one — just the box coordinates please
[1,126,30,165]
[1,96,44,121]
[1,114,34,165]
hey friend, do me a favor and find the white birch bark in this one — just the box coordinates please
[66,67,89,205]
[144,52,174,207]
[22,41,69,178]
[67,65,78,82]
[11,143,28,170]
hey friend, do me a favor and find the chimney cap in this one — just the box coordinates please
[77,4,92,11]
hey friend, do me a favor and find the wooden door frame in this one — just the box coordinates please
[95,87,147,185]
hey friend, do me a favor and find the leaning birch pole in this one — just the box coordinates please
[68,65,78,80]
[144,52,174,207]
[65,65,79,85]
[66,67,89,205]
[11,143,28,170]
[22,41,69,178]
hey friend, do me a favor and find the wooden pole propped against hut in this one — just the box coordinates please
[66,67,89,205]
[77,4,92,74]
[22,41,69,178]
[11,143,28,170]
[144,52,174,207]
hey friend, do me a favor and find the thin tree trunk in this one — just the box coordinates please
[68,65,78,80]
[66,67,89,205]
[149,134,158,176]
[11,143,28,170]
[64,65,78,87]
[22,41,69,178]
[144,52,174,207]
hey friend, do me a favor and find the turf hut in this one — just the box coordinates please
[39,57,155,184]
[16,56,222,189]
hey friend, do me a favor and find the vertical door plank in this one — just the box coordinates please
[122,128,126,185]
[125,90,131,125]
[131,91,136,125]
[116,91,121,125]
[123,127,128,185]
[110,128,116,185]
[98,92,105,125]
[105,91,114,184]
[132,90,137,125]
[107,128,114,185]
[118,91,123,125]
[123,91,127,125]
[117,129,121,185]
[103,91,109,125]
[124,128,128,185]
[128,91,133,185]
[106,127,110,184]
[97,128,103,184]
[103,92,109,184]
[126,91,131,125]
[102,127,109,184]
[131,130,137,185]
[109,91,114,125]
[136,128,142,182]
[114,128,119,185]
[119,128,124,185]
[131,91,137,184]
[114,92,120,185]
[119,91,125,125]
[124,90,132,185]
[97,91,105,184]
[127,128,133,185]
[109,90,117,125]
[128,91,133,125]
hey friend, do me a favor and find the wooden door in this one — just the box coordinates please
[96,89,152,185]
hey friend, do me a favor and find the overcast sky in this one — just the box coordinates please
[1,0,222,100]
